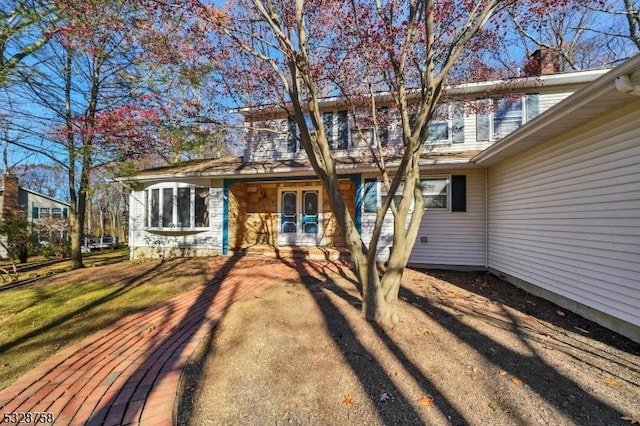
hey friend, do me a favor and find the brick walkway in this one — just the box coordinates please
[0,256,340,426]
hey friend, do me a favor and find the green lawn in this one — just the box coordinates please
[0,254,216,390]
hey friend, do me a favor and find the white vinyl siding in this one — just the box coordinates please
[244,90,582,162]
[361,168,486,266]
[538,90,574,113]
[128,179,224,257]
[487,103,640,328]
[409,168,486,266]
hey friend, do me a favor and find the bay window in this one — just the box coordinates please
[144,184,210,229]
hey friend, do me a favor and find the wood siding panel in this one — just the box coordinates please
[487,103,640,327]
[228,179,355,248]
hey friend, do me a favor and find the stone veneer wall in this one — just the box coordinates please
[228,179,356,248]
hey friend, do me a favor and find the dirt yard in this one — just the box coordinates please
[178,260,640,425]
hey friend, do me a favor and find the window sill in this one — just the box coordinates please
[144,227,210,235]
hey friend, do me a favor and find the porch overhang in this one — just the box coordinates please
[117,151,481,187]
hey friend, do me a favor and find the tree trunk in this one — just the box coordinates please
[69,214,84,269]
[64,48,84,270]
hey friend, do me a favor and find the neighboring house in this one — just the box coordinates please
[0,174,70,258]
[122,54,640,342]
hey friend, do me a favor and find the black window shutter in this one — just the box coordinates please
[286,117,296,153]
[323,112,334,147]
[337,111,348,149]
[451,175,466,212]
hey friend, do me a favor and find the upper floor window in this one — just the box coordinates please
[144,184,210,229]
[427,103,464,144]
[32,206,68,220]
[352,107,389,148]
[287,114,313,154]
[323,110,349,150]
[477,94,539,141]
[287,117,298,153]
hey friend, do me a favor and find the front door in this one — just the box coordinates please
[278,187,322,246]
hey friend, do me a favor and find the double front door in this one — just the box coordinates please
[278,187,322,246]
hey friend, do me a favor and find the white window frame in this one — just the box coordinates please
[351,107,390,148]
[420,176,450,210]
[144,183,210,230]
[491,96,523,140]
[286,114,313,154]
[379,175,451,212]
[425,103,464,145]
[478,95,537,142]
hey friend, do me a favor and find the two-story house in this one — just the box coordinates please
[123,55,640,342]
[0,174,71,258]
[125,65,608,262]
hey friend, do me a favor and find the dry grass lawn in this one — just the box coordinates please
[0,255,215,390]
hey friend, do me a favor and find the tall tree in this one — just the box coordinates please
[0,0,57,83]
[14,163,66,198]
[159,0,524,323]
[1,0,177,268]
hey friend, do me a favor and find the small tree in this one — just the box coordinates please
[0,215,35,264]
[34,216,69,257]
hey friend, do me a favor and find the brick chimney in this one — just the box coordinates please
[2,174,22,221]
[524,48,561,76]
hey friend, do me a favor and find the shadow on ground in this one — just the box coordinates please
[181,258,639,425]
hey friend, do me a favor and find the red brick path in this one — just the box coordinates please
[0,257,342,426]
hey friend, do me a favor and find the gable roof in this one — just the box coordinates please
[20,187,71,207]
[472,54,640,166]
[0,183,70,207]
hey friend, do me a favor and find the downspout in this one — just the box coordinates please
[485,167,489,270]
[128,193,134,260]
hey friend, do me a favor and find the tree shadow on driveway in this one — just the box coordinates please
[296,260,638,425]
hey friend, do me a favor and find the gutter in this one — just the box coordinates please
[238,69,610,118]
